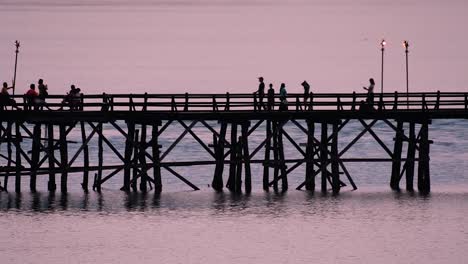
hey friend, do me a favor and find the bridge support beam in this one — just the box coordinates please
[152,123,162,193]
[60,124,69,193]
[390,121,404,190]
[305,120,315,191]
[406,122,416,191]
[47,124,57,191]
[320,123,328,192]
[331,123,340,194]
[418,122,431,194]
[212,122,227,191]
[30,123,41,192]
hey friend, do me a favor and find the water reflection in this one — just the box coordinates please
[0,188,449,215]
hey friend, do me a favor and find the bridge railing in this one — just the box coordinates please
[1,91,467,112]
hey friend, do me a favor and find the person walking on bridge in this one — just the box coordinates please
[254,77,266,110]
[363,78,375,106]
[279,83,288,111]
[301,80,310,104]
[267,83,275,111]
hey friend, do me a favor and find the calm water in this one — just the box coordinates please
[2,1,468,263]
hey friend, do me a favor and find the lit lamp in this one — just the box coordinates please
[403,40,409,109]
[380,39,386,94]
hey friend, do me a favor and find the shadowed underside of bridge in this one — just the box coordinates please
[1,92,467,194]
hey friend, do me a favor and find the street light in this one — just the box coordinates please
[380,39,386,94]
[403,40,409,109]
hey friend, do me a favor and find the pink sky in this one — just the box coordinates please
[0,0,467,94]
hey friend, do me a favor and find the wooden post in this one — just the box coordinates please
[235,136,242,193]
[131,129,139,192]
[14,122,22,193]
[272,121,279,192]
[241,122,252,193]
[47,124,56,191]
[263,120,272,191]
[139,124,148,192]
[59,124,68,193]
[95,122,103,192]
[30,123,41,192]
[390,121,403,190]
[5,122,13,191]
[278,123,288,191]
[226,123,237,191]
[80,122,89,192]
[212,122,227,191]
[321,123,328,192]
[152,124,162,193]
[406,122,416,191]
[123,122,135,191]
[305,120,315,191]
[184,92,189,111]
[417,122,431,194]
[331,122,340,194]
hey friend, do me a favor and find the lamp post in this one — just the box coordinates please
[12,40,20,96]
[380,39,386,94]
[404,40,409,109]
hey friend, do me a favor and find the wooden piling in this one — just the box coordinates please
[320,123,328,192]
[30,123,41,192]
[278,123,288,191]
[406,122,416,191]
[15,122,22,193]
[227,123,237,191]
[235,136,243,193]
[272,121,279,192]
[390,121,403,190]
[59,124,68,193]
[212,122,227,191]
[80,122,89,192]
[305,120,315,191]
[241,122,252,193]
[417,122,431,193]
[263,120,272,191]
[139,124,148,192]
[152,124,162,193]
[123,122,135,191]
[131,129,139,192]
[95,122,104,192]
[48,124,56,191]
[5,122,13,191]
[331,122,340,194]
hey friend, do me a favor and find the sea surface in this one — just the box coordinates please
[1,1,468,263]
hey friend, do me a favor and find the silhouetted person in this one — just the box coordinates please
[0,82,16,108]
[38,79,48,101]
[254,77,266,110]
[363,78,375,106]
[279,83,288,111]
[267,83,275,111]
[25,84,39,110]
[62,85,82,110]
[301,80,310,103]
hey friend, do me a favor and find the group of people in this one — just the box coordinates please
[255,77,375,111]
[254,77,311,111]
[0,78,83,110]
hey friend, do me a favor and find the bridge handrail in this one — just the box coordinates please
[1,92,468,112]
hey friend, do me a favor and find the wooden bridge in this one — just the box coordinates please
[1,91,467,194]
